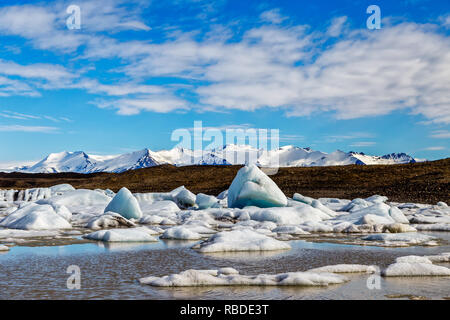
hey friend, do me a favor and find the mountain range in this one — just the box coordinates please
[4,145,418,174]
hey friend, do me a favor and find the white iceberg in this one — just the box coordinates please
[139,268,347,287]
[227,164,287,208]
[160,226,202,240]
[195,229,291,253]
[38,189,111,208]
[362,233,436,246]
[171,186,196,208]
[104,187,142,220]
[86,212,136,230]
[83,227,158,242]
[307,264,377,273]
[0,245,9,251]
[0,203,72,230]
[195,193,218,210]
[383,262,450,277]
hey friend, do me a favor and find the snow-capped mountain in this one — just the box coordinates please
[10,145,418,174]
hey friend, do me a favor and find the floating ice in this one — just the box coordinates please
[86,212,136,230]
[227,164,287,209]
[139,268,347,287]
[194,229,291,253]
[104,187,142,220]
[362,233,436,246]
[425,253,450,263]
[160,226,203,240]
[171,186,196,208]
[0,245,9,251]
[382,223,416,233]
[292,193,314,205]
[0,203,72,230]
[0,229,59,239]
[272,226,310,235]
[307,264,377,273]
[38,189,111,207]
[195,193,218,210]
[383,262,450,277]
[140,200,180,216]
[49,184,75,194]
[83,227,158,242]
[395,256,433,264]
[414,224,450,231]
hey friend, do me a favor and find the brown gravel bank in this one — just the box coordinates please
[0,158,448,204]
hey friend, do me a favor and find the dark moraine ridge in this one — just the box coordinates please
[0,158,449,204]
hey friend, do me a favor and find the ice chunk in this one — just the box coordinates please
[395,256,433,264]
[139,268,347,287]
[104,187,142,220]
[217,190,228,200]
[425,253,450,263]
[388,206,410,224]
[308,264,377,273]
[171,186,196,208]
[362,233,436,246]
[0,245,9,251]
[195,229,290,253]
[195,193,218,210]
[272,226,310,235]
[140,200,180,216]
[86,212,136,229]
[160,226,202,240]
[365,195,388,203]
[437,201,448,207]
[382,223,416,233]
[83,227,158,242]
[292,193,314,205]
[38,189,111,207]
[0,203,72,230]
[414,224,450,231]
[383,262,450,277]
[49,184,75,194]
[227,164,287,208]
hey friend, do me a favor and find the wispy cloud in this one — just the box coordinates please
[423,146,445,151]
[430,130,450,139]
[349,141,377,147]
[0,125,59,133]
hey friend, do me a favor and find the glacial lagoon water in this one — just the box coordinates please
[1,233,450,300]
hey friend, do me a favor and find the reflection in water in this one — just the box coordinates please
[1,233,450,299]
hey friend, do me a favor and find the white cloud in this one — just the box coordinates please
[0,59,74,82]
[423,146,445,151]
[327,16,348,37]
[0,125,59,133]
[430,130,450,139]
[260,9,287,24]
[349,141,376,147]
[92,94,190,115]
[0,76,40,97]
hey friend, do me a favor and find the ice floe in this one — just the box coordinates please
[227,164,287,208]
[383,262,450,277]
[0,245,10,251]
[104,187,142,220]
[194,229,291,253]
[83,227,158,242]
[139,268,347,287]
[86,212,136,229]
[0,203,72,230]
[161,226,203,240]
[307,264,377,273]
[362,233,437,246]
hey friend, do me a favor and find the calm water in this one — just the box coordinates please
[1,233,450,300]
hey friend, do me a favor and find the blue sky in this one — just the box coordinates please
[0,0,449,166]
